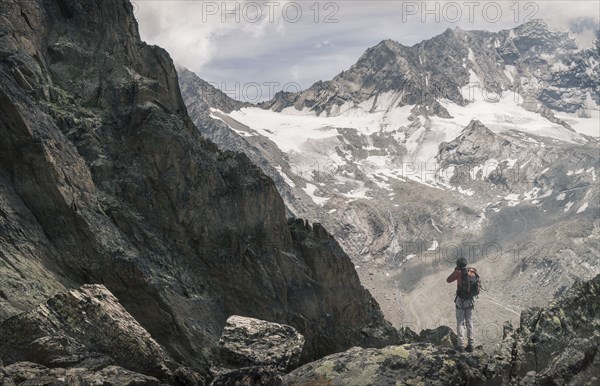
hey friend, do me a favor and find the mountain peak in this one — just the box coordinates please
[515,18,549,32]
[510,19,566,38]
[377,38,401,46]
[442,26,465,36]
[462,119,496,137]
[371,39,404,52]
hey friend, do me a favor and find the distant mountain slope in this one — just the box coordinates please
[180,20,599,344]
[262,20,598,125]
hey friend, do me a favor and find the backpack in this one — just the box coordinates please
[457,267,480,300]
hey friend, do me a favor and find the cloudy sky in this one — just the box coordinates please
[134,1,599,101]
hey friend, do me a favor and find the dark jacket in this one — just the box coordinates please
[446,269,462,289]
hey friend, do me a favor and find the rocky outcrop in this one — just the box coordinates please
[283,343,496,386]
[218,316,304,372]
[500,274,600,385]
[418,326,458,349]
[0,362,161,386]
[210,367,283,386]
[0,0,397,377]
[0,285,171,379]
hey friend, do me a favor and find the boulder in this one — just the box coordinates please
[218,316,304,372]
[210,366,283,386]
[396,326,420,343]
[418,325,458,348]
[0,284,171,380]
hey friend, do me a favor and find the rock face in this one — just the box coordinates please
[0,0,397,376]
[218,315,305,372]
[0,285,170,379]
[501,273,600,385]
[418,326,458,349]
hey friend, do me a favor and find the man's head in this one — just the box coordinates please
[456,257,467,269]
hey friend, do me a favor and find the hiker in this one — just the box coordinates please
[447,257,479,352]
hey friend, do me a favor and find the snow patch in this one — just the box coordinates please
[577,202,588,213]
[564,201,574,212]
[457,186,475,196]
[441,90,587,144]
[427,240,439,251]
[303,183,329,205]
[274,165,295,187]
[343,187,371,200]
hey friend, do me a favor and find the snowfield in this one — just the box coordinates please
[225,84,594,182]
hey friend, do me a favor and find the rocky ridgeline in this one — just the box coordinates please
[0,0,396,379]
[178,67,312,222]
[261,20,598,117]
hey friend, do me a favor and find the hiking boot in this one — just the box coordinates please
[465,344,473,353]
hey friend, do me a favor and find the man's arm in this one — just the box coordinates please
[447,269,460,283]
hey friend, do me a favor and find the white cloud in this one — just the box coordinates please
[290,64,300,82]
[134,0,599,101]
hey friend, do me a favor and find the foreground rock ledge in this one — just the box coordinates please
[282,343,495,386]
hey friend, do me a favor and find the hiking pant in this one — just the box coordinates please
[456,307,474,347]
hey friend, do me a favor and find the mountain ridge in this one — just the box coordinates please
[259,18,597,121]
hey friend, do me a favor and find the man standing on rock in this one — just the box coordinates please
[447,257,475,352]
